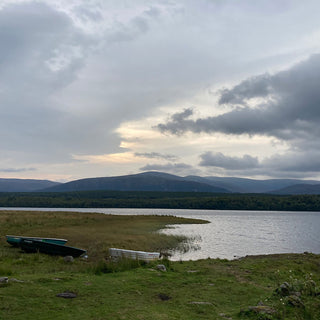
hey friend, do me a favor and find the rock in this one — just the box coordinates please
[56,291,77,299]
[8,278,24,283]
[0,277,8,283]
[218,313,233,320]
[248,305,276,315]
[189,301,212,305]
[304,280,316,295]
[277,282,291,296]
[64,256,74,263]
[160,251,171,259]
[156,264,167,272]
[158,293,171,301]
[287,295,304,308]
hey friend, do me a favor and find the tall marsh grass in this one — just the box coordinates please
[0,210,207,272]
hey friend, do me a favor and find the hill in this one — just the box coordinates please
[40,172,230,193]
[185,176,319,193]
[271,184,320,195]
[0,178,61,192]
[2,172,320,194]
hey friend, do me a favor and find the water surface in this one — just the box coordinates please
[2,207,320,260]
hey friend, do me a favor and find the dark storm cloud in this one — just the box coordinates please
[158,106,275,135]
[218,74,272,105]
[199,150,320,177]
[157,54,320,147]
[199,152,259,170]
[134,152,178,161]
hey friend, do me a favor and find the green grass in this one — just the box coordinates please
[0,211,319,319]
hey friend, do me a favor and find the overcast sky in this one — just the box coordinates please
[1,0,320,181]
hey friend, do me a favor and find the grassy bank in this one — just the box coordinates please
[0,211,319,319]
[0,210,207,264]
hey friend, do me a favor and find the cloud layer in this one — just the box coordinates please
[2,1,320,179]
[158,54,320,145]
[158,55,320,177]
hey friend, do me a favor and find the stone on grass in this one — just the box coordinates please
[156,264,167,272]
[0,277,8,283]
[9,278,24,283]
[248,305,276,315]
[287,295,304,308]
[189,301,213,305]
[56,291,77,299]
[158,293,171,301]
[64,256,74,263]
[277,282,291,296]
[218,313,233,320]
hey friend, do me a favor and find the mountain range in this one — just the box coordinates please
[0,178,60,192]
[1,172,320,194]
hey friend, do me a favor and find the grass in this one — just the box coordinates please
[0,210,207,263]
[0,210,320,319]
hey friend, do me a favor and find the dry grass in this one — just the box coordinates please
[0,210,207,262]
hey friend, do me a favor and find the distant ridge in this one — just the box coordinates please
[270,184,320,195]
[2,172,320,194]
[40,172,230,193]
[0,178,61,192]
[185,176,320,193]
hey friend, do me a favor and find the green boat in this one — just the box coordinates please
[6,235,68,247]
[20,238,86,257]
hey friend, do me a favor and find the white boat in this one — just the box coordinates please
[109,248,160,262]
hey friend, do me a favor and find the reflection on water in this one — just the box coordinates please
[2,207,320,260]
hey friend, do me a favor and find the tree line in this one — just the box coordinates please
[0,191,320,211]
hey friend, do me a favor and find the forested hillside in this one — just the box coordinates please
[1,191,320,211]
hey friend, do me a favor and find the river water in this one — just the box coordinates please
[2,207,320,260]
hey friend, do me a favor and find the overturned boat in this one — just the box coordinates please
[6,235,67,247]
[19,238,86,257]
[109,248,160,262]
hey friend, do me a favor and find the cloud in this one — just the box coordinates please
[0,168,36,173]
[0,2,94,162]
[157,54,320,150]
[262,151,320,173]
[2,1,320,180]
[218,74,272,105]
[135,152,178,161]
[199,152,259,170]
[199,150,320,178]
[140,162,193,174]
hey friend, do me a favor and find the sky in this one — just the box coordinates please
[1,0,320,182]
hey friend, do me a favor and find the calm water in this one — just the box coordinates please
[2,207,320,260]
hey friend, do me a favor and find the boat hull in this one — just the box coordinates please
[6,235,68,247]
[20,239,86,257]
[109,248,160,262]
